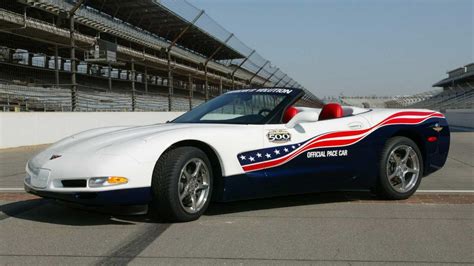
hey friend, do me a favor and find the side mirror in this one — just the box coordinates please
[285,111,318,128]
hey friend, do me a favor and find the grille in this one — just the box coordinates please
[61,179,87,188]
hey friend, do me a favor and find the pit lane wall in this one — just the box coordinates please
[1,109,473,149]
[0,112,183,149]
[443,109,474,129]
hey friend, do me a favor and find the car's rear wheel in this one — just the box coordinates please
[151,146,212,222]
[376,137,423,200]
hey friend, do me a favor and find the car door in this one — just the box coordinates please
[260,113,371,195]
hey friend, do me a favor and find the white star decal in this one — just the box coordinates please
[256,153,262,158]
[274,149,280,155]
[298,144,301,146]
[249,156,255,162]
[265,153,271,158]
[284,148,289,152]
[292,145,296,149]
[240,155,246,160]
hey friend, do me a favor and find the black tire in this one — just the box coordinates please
[150,146,213,222]
[376,136,423,200]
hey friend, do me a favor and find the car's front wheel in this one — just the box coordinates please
[151,146,212,222]
[376,136,423,200]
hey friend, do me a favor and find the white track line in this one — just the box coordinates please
[416,190,474,193]
[0,188,24,192]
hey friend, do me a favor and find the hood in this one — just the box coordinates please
[44,122,252,154]
[48,123,195,154]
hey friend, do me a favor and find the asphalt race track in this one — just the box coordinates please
[1,132,473,265]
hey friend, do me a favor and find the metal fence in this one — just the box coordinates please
[158,0,301,89]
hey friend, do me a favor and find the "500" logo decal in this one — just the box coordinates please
[267,130,291,143]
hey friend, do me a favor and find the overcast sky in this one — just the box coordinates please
[190,0,473,97]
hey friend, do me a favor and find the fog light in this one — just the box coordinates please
[89,176,128,187]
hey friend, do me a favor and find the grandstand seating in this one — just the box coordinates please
[339,96,392,108]
[338,88,473,110]
[408,89,474,110]
[0,82,197,112]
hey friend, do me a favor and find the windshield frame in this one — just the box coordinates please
[171,88,304,125]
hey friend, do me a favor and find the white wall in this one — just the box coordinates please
[0,112,183,149]
[444,109,474,129]
[1,110,472,149]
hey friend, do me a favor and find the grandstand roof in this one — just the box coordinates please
[433,63,474,87]
[85,0,243,60]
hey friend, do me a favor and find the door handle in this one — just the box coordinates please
[348,122,363,130]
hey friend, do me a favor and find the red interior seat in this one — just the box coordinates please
[283,106,299,123]
[319,103,343,121]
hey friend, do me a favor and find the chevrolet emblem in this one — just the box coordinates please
[432,124,443,133]
[50,154,62,160]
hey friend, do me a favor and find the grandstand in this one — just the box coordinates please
[410,63,474,110]
[339,96,394,108]
[0,0,322,112]
[338,63,473,110]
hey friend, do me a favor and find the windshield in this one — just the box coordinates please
[173,88,299,124]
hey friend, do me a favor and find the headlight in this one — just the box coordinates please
[88,176,128,187]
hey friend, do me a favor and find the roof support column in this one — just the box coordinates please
[164,10,204,109]
[249,60,269,85]
[68,0,84,111]
[204,33,234,100]
[131,60,136,111]
[167,52,173,111]
[69,16,77,111]
[231,50,255,89]
[54,44,59,88]
[219,77,223,95]
[108,62,112,91]
[188,74,193,110]
[144,66,148,93]
[204,65,209,101]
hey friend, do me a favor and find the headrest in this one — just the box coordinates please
[283,106,299,123]
[319,103,343,121]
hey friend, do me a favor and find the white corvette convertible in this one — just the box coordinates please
[25,88,450,222]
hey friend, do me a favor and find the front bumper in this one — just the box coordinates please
[24,183,152,206]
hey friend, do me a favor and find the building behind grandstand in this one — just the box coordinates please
[0,0,322,112]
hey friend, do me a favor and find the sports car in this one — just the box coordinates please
[25,88,450,222]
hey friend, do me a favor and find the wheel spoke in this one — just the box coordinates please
[182,170,192,180]
[196,183,209,191]
[401,147,412,164]
[388,171,398,180]
[192,161,202,178]
[399,175,406,191]
[190,193,197,211]
[179,189,189,201]
[405,167,417,174]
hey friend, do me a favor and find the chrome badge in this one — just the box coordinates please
[267,129,291,143]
